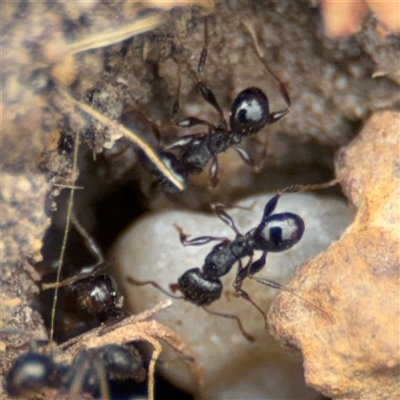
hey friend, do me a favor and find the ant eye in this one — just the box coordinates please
[229,87,269,134]
[254,212,305,252]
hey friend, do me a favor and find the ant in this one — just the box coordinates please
[42,213,123,319]
[5,343,145,398]
[120,18,290,190]
[165,19,291,187]
[128,189,330,341]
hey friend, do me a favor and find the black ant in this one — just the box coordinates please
[165,19,291,187]
[5,343,145,398]
[42,213,123,319]
[120,18,290,190]
[128,189,330,341]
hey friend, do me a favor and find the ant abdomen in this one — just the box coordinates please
[254,212,305,252]
[229,87,270,135]
[174,268,222,306]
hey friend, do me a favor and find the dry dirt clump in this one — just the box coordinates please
[269,111,400,400]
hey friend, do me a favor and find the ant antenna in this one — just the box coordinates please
[126,276,182,300]
[198,17,208,75]
[250,276,333,323]
[241,20,291,116]
[41,258,113,290]
[42,237,112,291]
[171,61,182,121]
[70,212,104,269]
[196,17,227,129]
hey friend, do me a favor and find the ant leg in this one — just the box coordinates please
[121,108,165,148]
[177,117,217,132]
[41,258,112,290]
[126,276,182,300]
[89,351,110,400]
[248,251,268,275]
[68,349,110,399]
[250,276,333,323]
[166,132,209,150]
[233,252,269,328]
[259,193,282,223]
[171,20,220,132]
[174,223,230,246]
[170,64,216,131]
[202,306,254,342]
[211,204,240,235]
[144,113,165,148]
[233,285,269,330]
[234,252,266,293]
[71,213,104,268]
[232,146,255,168]
[209,156,219,188]
[145,116,164,147]
[232,143,269,173]
[212,199,257,213]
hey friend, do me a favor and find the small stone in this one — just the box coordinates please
[114,192,351,399]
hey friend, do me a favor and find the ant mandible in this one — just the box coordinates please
[128,190,330,341]
[165,18,291,187]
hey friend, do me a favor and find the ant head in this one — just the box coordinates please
[254,212,305,252]
[75,274,123,316]
[229,87,269,135]
[5,353,57,397]
[177,268,222,306]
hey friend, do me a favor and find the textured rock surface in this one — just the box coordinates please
[269,111,400,400]
[0,172,51,394]
[114,192,352,398]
